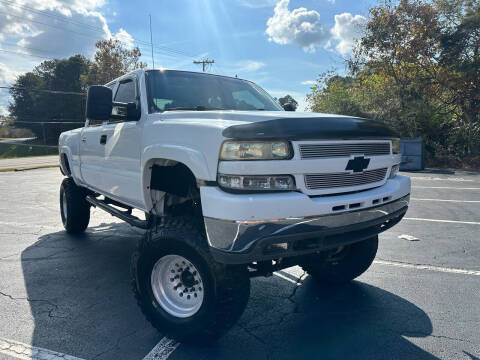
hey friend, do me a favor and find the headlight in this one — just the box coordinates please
[389,164,399,179]
[220,141,291,160]
[391,139,400,154]
[218,174,295,191]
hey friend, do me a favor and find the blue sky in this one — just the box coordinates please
[0,0,375,114]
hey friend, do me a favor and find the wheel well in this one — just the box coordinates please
[150,162,197,197]
[148,160,202,217]
[61,153,71,176]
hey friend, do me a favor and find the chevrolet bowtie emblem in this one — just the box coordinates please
[345,156,370,173]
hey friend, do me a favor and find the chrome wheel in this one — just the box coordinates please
[150,254,204,318]
[62,191,68,222]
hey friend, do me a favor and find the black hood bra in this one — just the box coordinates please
[222,116,397,140]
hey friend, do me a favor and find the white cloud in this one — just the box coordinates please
[0,62,22,116]
[0,62,20,84]
[265,1,366,55]
[265,0,329,53]
[330,13,366,55]
[114,28,134,49]
[0,105,8,116]
[0,0,135,62]
[0,0,138,116]
[237,60,265,72]
[238,0,278,8]
[301,80,316,85]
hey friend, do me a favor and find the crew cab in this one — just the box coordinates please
[58,69,410,343]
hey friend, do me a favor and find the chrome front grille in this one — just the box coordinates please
[305,168,388,190]
[299,143,390,159]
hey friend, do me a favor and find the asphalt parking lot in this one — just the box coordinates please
[0,168,479,360]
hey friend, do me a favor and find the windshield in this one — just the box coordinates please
[145,70,283,113]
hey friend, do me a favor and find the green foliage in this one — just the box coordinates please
[307,0,480,167]
[306,71,365,117]
[83,39,147,85]
[8,40,146,145]
[8,55,90,144]
[0,143,58,159]
[278,94,298,110]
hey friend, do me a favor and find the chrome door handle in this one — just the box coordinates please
[81,137,86,142]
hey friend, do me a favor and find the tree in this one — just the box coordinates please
[9,55,90,144]
[306,71,365,117]
[8,39,147,144]
[84,39,147,85]
[278,95,298,110]
[306,0,480,166]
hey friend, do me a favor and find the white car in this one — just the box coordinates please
[58,69,410,343]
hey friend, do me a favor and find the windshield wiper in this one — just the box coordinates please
[166,106,226,111]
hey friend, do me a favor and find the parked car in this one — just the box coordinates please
[58,69,410,343]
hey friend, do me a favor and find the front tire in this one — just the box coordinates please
[302,235,378,285]
[131,217,250,344]
[60,177,90,234]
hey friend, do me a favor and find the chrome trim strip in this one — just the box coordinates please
[305,168,388,190]
[299,142,391,159]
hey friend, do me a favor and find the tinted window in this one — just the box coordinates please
[145,70,282,113]
[232,90,265,110]
[114,79,136,103]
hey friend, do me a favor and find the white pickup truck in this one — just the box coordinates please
[58,69,410,343]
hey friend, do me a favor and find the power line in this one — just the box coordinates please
[0,0,108,33]
[0,10,192,60]
[0,1,195,59]
[0,3,223,75]
[0,46,146,69]
[213,63,229,76]
[0,85,86,96]
[0,48,54,60]
[0,40,190,69]
[0,11,104,40]
[193,59,215,72]
[0,42,71,59]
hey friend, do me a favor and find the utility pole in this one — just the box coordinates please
[193,59,214,72]
[149,14,155,69]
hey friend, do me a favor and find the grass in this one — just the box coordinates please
[0,142,58,159]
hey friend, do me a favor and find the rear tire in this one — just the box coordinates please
[131,217,250,344]
[302,236,378,285]
[60,177,90,234]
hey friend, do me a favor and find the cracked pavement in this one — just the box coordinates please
[0,168,479,359]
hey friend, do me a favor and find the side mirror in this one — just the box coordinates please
[112,102,141,121]
[282,102,296,112]
[86,86,113,121]
[126,102,141,121]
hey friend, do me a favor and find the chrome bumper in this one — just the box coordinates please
[204,195,409,264]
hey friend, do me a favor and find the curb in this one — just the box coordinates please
[0,164,59,173]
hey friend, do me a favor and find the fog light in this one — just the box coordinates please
[389,164,399,179]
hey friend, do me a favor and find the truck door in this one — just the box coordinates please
[79,82,116,192]
[100,77,144,209]
[79,120,105,191]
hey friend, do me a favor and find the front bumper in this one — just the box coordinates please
[204,193,409,264]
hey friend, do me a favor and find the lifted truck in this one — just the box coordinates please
[58,69,410,343]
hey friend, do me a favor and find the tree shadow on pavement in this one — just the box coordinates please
[20,222,160,360]
[180,273,438,360]
[22,223,437,360]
